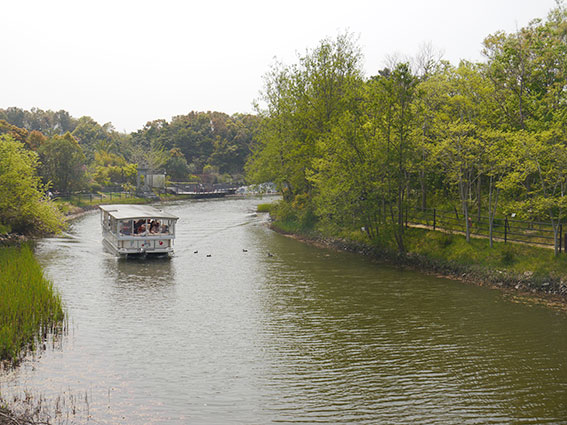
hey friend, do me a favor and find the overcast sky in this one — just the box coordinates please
[1,0,558,132]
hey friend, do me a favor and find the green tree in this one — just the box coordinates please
[91,150,137,187]
[165,148,191,180]
[39,133,87,194]
[71,116,113,160]
[483,4,567,131]
[421,61,494,242]
[500,129,567,255]
[248,32,363,203]
[0,135,64,234]
[0,119,28,144]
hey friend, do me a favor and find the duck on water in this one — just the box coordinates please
[99,204,179,258]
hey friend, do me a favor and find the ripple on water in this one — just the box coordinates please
[1,198,567,424]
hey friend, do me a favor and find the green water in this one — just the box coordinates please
[1,197,566,424]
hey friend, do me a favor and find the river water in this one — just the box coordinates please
[1,197,567,424]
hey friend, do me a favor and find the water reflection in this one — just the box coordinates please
[104,256,176,289]
[252,229,567,424]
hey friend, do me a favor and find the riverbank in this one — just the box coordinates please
[265,210,567,312]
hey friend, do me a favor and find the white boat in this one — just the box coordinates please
[99,204,179,258]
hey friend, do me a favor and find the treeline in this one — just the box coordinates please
[246,5,567,254]
[0,109,258,233]
[0,108,259,191]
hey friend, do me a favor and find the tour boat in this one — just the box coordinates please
[99,204,179,258]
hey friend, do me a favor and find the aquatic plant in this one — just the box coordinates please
[0,244,64,364]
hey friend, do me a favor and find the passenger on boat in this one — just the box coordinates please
[134,219,145,234]
[150,220,160,234]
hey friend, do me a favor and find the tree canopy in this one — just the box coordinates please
[0,135,63,234]
[246,4,567,254]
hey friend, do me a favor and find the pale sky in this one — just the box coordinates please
[1,0,558,133]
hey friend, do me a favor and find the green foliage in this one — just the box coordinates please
[247,32,363,201]
[0,245,65,363]
[256,203,272,213]
[247,4,567,257]
[165,148,191,180]
[0,223,11,235]
[499,246,517,266]
[71,116,121,161]
[0,119,29,144]
[405,226,567,279]
[0,135,64,234]
[39,132,87,194]
[0,107,77,136]
[131,112,258,178]
[269,199,318,234]
[91,151,137,187]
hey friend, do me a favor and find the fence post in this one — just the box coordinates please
[505,217,508,243]
[433,209,436,230]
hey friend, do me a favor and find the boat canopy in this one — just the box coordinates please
[99,204,178,221]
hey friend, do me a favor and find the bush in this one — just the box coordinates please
[499,246,517,266]
[256,203,272,213]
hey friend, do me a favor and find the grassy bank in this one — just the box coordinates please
[259,203,567,304]
[0,245,65,364]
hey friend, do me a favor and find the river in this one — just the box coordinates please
[1,197,567,424]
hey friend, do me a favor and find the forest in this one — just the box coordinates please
[246,4,567,255]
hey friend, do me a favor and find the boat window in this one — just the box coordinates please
[162,219,172,235]
[134,219,147,235]
[147,219,171,235]
[119,220,133,235]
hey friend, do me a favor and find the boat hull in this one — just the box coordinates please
[102,237,174,258]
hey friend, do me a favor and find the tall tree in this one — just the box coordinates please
[39,133,87,194]
[422,61,493,241]
[248,32,363,202]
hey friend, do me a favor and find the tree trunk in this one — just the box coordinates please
[420,170,427,210]
[477,174,482,222]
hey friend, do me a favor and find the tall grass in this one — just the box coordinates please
[0,245,64,364]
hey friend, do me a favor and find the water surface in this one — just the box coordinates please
[1,197,567,424]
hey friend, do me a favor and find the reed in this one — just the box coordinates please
[0,245,64,364]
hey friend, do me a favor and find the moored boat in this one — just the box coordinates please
[99,204,179,258]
